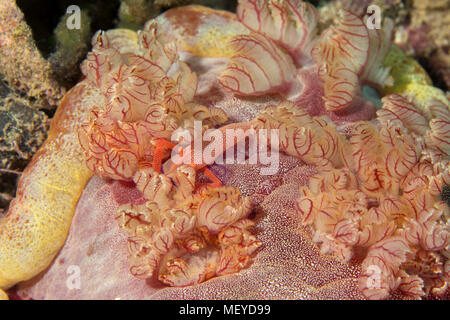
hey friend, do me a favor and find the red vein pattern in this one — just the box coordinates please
[219,33,296,96]
[237,0,319,65]
[311,10,369,111]
[116,167,260,287]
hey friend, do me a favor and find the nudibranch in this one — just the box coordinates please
[1,1,449,300]
[0,79,94,291]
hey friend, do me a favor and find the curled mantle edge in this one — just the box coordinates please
[0,82,95,290]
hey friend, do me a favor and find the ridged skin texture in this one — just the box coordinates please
[0,82,95,289]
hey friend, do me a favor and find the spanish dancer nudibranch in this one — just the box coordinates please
[0,1,448,300]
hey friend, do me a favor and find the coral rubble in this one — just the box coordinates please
[406,0,450,90]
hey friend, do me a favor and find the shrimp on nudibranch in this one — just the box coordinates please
[0,29,141,292]
[0,8,250,295]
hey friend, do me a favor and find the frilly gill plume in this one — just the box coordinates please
[296,94,449,299]
[77,21,258,286]
[38,1,449,298]
[221,1,394,113]
[78,22,227,181]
